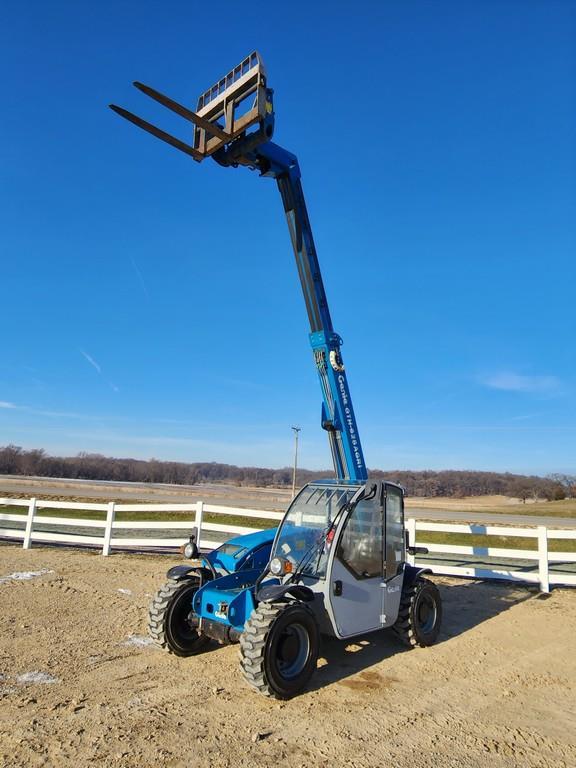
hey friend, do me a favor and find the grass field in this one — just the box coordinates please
[417,530,576,554]
[406,494,576,518]
[0,503,275,531]
[2,498,576,553]
[406,496,576,553]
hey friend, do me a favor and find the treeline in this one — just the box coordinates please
[369,469,574,501]
[0,445,573,500]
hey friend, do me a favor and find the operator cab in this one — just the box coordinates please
[268,481,361,581]
[264,479,406,638]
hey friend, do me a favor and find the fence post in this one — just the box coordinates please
[23,497,37,550]
[195,501,204,550]
[537,526,550,593]
[406,517,416,566]
[102,502,116,556]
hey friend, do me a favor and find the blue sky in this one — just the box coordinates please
[1,1,575,475]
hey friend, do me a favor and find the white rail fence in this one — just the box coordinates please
[0,497,283,556]
[406,519,576,593]
[1,497,575,593]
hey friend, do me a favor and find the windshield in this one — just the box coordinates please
[271,484,357,579]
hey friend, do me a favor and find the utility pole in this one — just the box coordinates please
[291,426,301,498]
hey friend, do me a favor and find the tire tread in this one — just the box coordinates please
[148,577,208,657]
[392,577,441,648]
[239,601,317,699]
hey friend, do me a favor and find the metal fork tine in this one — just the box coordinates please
[133,82,229,142]
[109,104,204,161]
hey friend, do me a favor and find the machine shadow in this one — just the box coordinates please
[309,579,534,692]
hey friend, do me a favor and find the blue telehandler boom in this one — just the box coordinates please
[111,52,365,483]
[111,52,441,698]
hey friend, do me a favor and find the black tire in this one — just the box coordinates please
[240,601,319,699]
[148,578,209,657]
[393,577,442,647]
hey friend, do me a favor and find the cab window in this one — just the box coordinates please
[336,497,383,579]
[385,486,404,579]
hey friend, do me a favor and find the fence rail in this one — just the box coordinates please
[0,497,283,555]
[405,519,576,592]
[1,497,575,592]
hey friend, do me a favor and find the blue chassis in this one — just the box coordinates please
[184,528,277,633]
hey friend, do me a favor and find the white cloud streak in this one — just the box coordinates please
[79,349,119,393]
[130,257,149,299]
[0,401,86,419]
[481,372,562,395]
[80,349,102,375]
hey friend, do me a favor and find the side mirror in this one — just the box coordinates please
[406,546,429,556]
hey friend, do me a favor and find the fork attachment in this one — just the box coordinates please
[110,51,274,166]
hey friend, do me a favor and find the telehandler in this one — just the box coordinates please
[111,53,441,698]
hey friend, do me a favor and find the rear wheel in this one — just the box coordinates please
[393,577,442,647]
[240,602,319,699]
[148,578,209,656]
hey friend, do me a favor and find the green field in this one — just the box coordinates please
[416,530,576,554]
[406,496,576,519]
[0,504,276,531]
[1,501,575,554]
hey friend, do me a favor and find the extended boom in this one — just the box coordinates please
[110,52,367,482]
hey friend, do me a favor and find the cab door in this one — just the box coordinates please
[328,494,384,637]
[382,484,405,625]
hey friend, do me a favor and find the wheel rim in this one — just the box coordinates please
[275,623,310,680]
[166,588,200,650]
[416,591,437,635]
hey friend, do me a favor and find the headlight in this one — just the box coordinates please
[270,557,283,575]
[269,556,292,576]
[183,542,195,559]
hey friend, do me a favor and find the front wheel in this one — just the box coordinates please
[240,602,319,699]
[148,578,209,656]
[393,577,442,647]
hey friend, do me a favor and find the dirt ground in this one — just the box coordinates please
[0,545,574,768]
